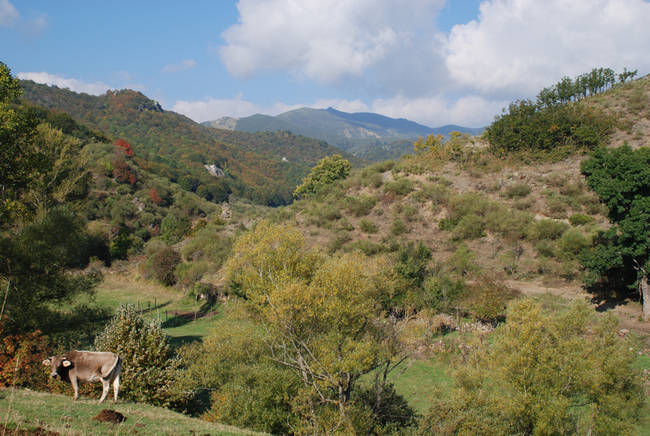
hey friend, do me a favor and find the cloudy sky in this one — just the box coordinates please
[2,0,649,127]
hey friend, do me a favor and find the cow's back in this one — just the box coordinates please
[68,351,120,380]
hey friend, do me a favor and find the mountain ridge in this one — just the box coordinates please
[203,107,484,161]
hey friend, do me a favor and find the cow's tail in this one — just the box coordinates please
[103,355,122,381]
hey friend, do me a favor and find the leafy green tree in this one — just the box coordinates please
[0,62,47,225]
[0,207,102,334]
[421,299,645,435]
[581,145,650,319]
[94,305,189,408]
[225,221,408,433]
[293,154,351,199]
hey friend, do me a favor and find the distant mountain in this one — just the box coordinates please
[19,81,356,206]
[203,107,484,161]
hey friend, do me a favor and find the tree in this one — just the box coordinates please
[225,221,408,433]
[413,133,444,153]
[94,305,188,408]
[421,299,645,435]
[293,154,351,199]
[0,62,47,225]
[581,145,650,319]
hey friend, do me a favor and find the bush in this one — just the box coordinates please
[203,363,301,435]
[554,229,591,260]
[464,277,517,323]
[344,194,377,217]
[0,324,49,390]
[94,306,189,408]
[384,178,414,196]
[390,218,408,235]
[143,245,181,286]
[569,213,594,226]
[504,183,532,198]
[160,211,191,244]
[526,218,569,241]
[359,219,378,234]
[294,154,351,199]
[421,299,645,435]
[452,214,485,240]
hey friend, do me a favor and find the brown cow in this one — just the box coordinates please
[42,351,122,403]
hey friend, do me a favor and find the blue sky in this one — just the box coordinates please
[2,0,649,127]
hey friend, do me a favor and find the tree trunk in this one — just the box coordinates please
[641,278,650,321]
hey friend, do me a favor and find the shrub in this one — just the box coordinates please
[143,245,181,286]
[294,154,351,199]
[384,178,414,196]
[569,213,594,226]
[504,183,532,198]
[349,240,386,256]
[0,324,49,389]
[526,218,569,241]
[554,229,591,260]
[452,214,485,240]
[447,243,478,277]
[94,306,189,408]
[203,363,301,434]
[175,260,209,290]
[344,194,377,217]
[464,277,517,323]
[390,218,408,235]
[160,211,191,244]
[401,203,419,222]
[421,299,645,435]
[359,219,378,234]
[413,183,450,205]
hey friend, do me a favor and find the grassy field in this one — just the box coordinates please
[0,389,265,436]
[91,272,222,347]
[385,358,453,414]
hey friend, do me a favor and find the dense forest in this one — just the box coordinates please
[2,62,649,435]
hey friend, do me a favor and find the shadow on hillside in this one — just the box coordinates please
[587,281,636,312]
[161,301,220,332]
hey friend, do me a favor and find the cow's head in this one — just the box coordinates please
[42,355,73,379]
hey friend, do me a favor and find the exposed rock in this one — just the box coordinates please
[204,164,225,177]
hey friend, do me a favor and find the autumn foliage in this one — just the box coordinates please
[0,322,49,389]
[114,138,134,157]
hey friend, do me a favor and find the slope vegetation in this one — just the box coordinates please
[19,81,354,206]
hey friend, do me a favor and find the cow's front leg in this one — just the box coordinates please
[99,379,110,403]
[70,375,79,401]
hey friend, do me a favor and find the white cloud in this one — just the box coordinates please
[445,0,650,96]
[172,94,500,127]
[220,0,445,82]
[371,94,506,127]
[162,59,197,73]
[0,0,18,26]
[17,72,110,95]
[172,95,264,122]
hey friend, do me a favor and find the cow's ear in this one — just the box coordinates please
[42,359,51,366]
[62,360,72,367]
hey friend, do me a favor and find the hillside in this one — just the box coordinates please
[19,81,354,206]
[0,389,265,436]
[204,107,484,161]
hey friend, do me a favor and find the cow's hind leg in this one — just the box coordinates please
[112,374,120,402]
[99,379,110,403]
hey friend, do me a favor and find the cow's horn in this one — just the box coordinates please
[62,360,72,367]
[42,359,51,366]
